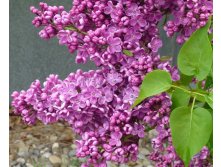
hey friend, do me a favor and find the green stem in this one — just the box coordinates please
[171,84,207,98]
[191,96,196,112]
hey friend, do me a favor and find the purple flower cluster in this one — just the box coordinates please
[29,0,170,66]
[11,68,143,165]
[11,0,213,166]
[164,0,213,44]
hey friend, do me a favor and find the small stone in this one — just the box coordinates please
[42,152,52,158]
[17,141,29,158]
[30,155,38,162]
[27,134,33,139]
[26,163,34,167]
[50,135,58,142]
[31,148,40,157]
[10,161,18,166]
[14,164,21,167]
[38,144,45,150]
[40,147,50,154]
[10,154,15,161]
[49,155,62,166]
[52,143,60,154]
[59,131,73,141]
[32,144,37,148]
[16,158,25,164]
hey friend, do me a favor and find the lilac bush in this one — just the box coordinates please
[11,0,213,166]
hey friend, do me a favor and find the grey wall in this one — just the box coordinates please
[9,0,180,101]
[9,0,96,99]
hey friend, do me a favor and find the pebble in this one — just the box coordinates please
[26,163,34,167]
[31,148,40,157]
[14,164,21,167]
[10,154,15,161]
[49,155,62,165]
[42,152,52,158]
[16,158,25,164]
[10,161,18,166]
[17,141,29,158]
[50,135,58,142]
[10,116,154,167]
[40,147,50,154]
[52,142,60,154]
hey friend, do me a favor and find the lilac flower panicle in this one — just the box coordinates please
[12,0,213,166]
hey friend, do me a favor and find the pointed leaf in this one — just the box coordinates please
[170,107,212,166]
[178,19,212,81]
[132,70,172,107]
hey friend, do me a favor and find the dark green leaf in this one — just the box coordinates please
[205,93,213,109]
[132,70,172,107]
[193,89,208,102]
[123,49,133,56]
[207,132,213,154]
[205,76,213,89]
[170,107,212,166]
[179,74,193,86]
[178,19,212,81]
[208,33,213,43]
[195,94,206,103]
[171,89,190,109]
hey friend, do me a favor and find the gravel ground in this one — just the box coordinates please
[10,115,154,167]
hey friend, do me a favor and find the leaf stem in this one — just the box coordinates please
[191,96,196,112]
[171,84,207,98]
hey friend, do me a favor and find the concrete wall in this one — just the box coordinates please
[9,0,180,100]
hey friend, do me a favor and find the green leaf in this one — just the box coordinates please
[208,33,213,43]
[179,74,193,86]
[123,49,133,56]
[205,93,213,109]
[207,131,213,154]
[178,19,212,81]
[132,70,172,107]
[171,89,191,109]
[205,76,213,89]
[195,94,206,103]
[193,89,208,103]
[170,107,212,166]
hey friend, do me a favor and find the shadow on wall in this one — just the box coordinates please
[9,0,180,101]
